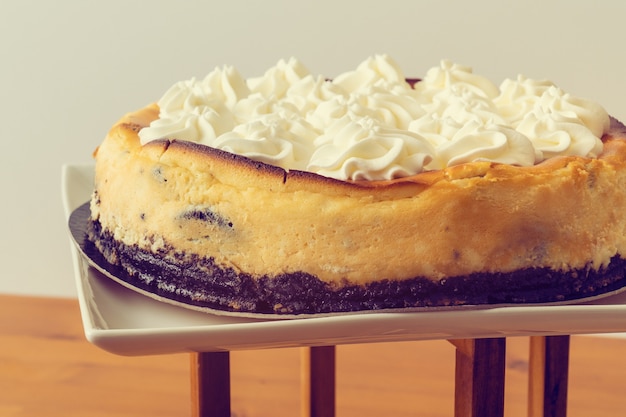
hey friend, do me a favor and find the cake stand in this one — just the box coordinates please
[63,164,626,417]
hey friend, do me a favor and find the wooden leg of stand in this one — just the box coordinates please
[528,335,570,417]
[301,346,336,417]
[449,338,506,417]
[190,351,231,417]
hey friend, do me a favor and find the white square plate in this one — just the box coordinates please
[63,164,626,356]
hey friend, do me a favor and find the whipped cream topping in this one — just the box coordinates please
[138,55,609,181]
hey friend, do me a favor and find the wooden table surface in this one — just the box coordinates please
[1,294,626,417]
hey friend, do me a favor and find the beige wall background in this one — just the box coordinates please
[1,0,625,297]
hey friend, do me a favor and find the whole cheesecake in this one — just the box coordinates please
[86,56,626,315]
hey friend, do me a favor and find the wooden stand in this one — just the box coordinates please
[190,336,570,417]
[300,346,336,417]
[528,336,570,417]
[449,338,506,417]
[190,351,231,417]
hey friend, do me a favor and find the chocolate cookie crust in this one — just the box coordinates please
[85,215,626,315]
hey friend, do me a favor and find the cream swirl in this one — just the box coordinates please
[246,57,311,99]
[156,66,249,113]
[332,54,409,93]
[494,75,556,124]
[408,116,538,169]
[213,112,317,171]
[138,65,247,145]
[516,108,604,160]
[535,86,610,138]
[308,116,436,181]
[139,56,610,181]
[436,120,538,168]
[304,85,425,132]
[414,59,501,100]
[423,87,506,126]
[138,106,235,144]
[282,74,343,115]
[349,85,426,130]
[408,114,464,148]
